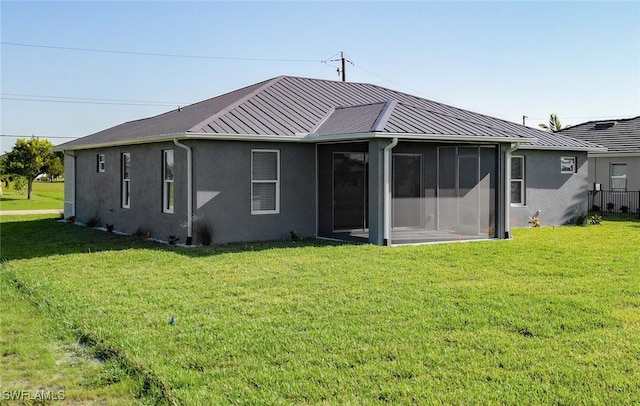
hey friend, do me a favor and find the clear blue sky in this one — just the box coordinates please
[2,1,639,152]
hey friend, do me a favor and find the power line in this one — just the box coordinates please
[1,93,187,106]
[1,134,77,139]
[1,41,322,63]
[1,96,181,107]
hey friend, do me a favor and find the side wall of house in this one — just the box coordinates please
[74,142,181,238]
[191,140,316,244]
[510,149,589,227]
[590,155,640,191]
[74,140,317,244]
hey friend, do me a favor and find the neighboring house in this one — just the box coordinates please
[54,75,602,246]
[558,116,640,191]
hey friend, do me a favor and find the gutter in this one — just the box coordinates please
[383,137,399,245]
[173,139,193,245]
[504,142,521,239]
[53,132,536,152]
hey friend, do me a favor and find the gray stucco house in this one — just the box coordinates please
[558,116,640,191]
[54,75,602,245]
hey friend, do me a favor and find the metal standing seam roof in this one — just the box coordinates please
[556,116,640,154]
[55,75,600,151]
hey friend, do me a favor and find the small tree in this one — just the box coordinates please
[46,151,64,180]
[0,137,57,199]
[538,113,566,133]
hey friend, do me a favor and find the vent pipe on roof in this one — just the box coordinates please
[173,139,192,245]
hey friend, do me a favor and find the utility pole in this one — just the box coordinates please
[331,51,353,82]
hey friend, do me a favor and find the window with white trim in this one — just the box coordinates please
[610,163,627,191]
[97,154,105,172]
[511,156,525,205]
[251,149,280,214]
[163,150,174,213]
[561,156,577,174]
[121,153,131,208]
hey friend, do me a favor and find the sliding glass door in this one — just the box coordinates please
[333,152,368,231]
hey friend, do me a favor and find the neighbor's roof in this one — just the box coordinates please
[55,75,596,151]
[556,116,640,154]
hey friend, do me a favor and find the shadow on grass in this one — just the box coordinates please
[0,216,357,262]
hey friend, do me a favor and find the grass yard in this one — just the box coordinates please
[1,215,639,404]
[0,181,64,211]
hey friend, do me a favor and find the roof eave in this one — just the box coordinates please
[54,131,536,151]
[588,151,640,157]
[517,144,608,152]
[52,132,309,151]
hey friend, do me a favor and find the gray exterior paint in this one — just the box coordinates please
[58,75,604,245]
[509,150,589,227]
[557,117,640,191]
[191,141,316,243]
[73,141,316,244]
[590,155,640,191]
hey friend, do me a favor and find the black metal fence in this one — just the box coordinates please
[588,190,640,218]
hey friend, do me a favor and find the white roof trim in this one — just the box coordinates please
[589,151,640,157]
[517,144,608,152]
[54,130,538,151]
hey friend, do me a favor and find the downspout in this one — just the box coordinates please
[173,139,193,245]
[383,137,399,245]
[504,142,521,239]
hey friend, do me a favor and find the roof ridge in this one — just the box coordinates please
[372,100,398,132]
[187,75,286,132]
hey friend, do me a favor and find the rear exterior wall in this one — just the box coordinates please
[73,140,317,244]
[510,149,589,227]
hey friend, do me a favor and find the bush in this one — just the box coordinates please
[591,204,601,212]
[606,202,615,211]
[574,210,588,226]
[193,216,213,246]
[620,205,629,214]
[86,213,100,228]
[133,226,146,238]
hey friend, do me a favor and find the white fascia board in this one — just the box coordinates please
[588,151,640,157]
[53,131,537,152]
[52,132,307,151]
[517,144,608,153]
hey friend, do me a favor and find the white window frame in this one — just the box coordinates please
[610,163,627,191]
[251,149,280,215]
[97,154,105,173]
[511,156,525,206]
[560,156,577,174]
[162,150,174,214]
[121,153,131,209]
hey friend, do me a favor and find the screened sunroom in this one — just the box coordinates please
[317,140,501,245]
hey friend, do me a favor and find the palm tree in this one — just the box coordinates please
[538,113,565,132]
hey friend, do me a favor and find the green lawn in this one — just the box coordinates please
[1,215,639,404]
[0,181,64,211]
